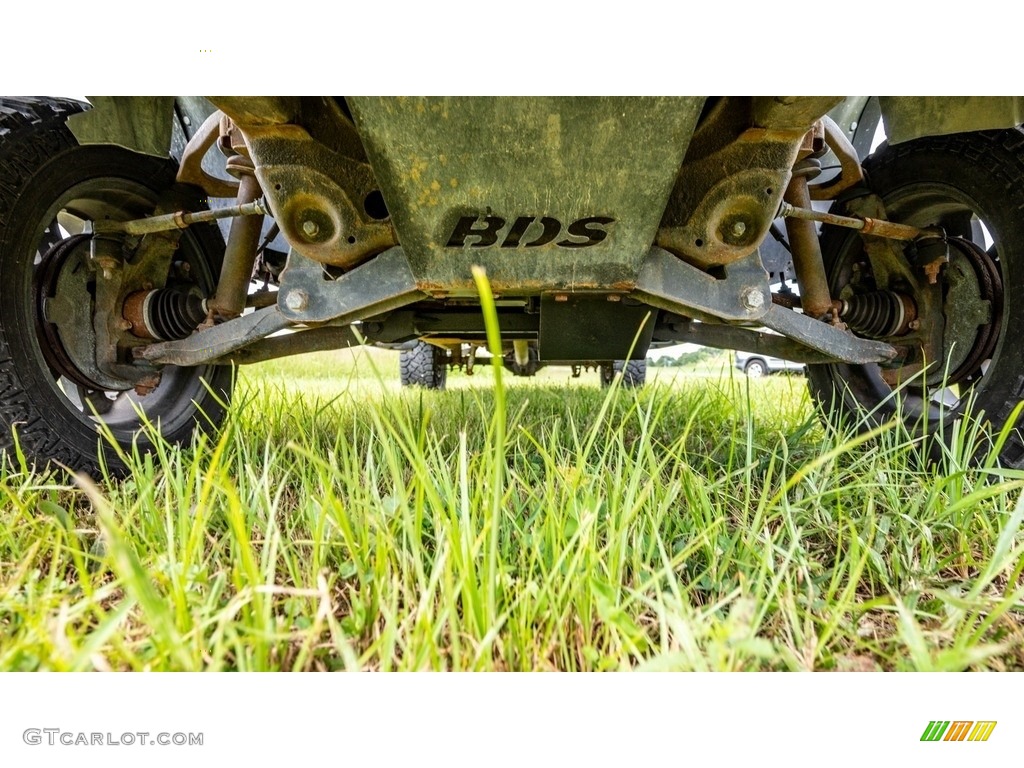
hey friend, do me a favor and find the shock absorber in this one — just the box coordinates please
[206,118,265,320]
[836,291,917,338]
[122,287,208,341]
[784,153,835,321]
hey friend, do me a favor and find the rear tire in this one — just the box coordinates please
[0,98,232,477]
[600,359,646,388]
[400,341,448,389]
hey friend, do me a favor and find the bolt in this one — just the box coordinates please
[117,318,133,331]
[284,290,308,312]
[908,319,921,331]
[606,294,622,302]
[301,220,320,239]
[94,258,120,281]
[731,221,747,239]
[922,260,943,285]
[554,294,569,302]
[741,287,765,311]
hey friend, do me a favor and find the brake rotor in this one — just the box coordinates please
[32,233,118,391]
[941,236,1003,385]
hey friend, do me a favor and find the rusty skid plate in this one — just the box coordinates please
[347,97,704,296]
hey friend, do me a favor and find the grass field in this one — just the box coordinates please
[1,345,1023,671]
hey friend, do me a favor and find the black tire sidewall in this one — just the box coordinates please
[603,360,645,387]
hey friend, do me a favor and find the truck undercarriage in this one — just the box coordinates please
[1,95,1023,473]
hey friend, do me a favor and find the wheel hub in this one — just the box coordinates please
[32,233,129,391]
[841,234,1003,391]
[941,236,1002,385]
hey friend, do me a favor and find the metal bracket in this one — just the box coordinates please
[242,124,396,269]
[758,304,896,364]
[278,245,425,324]
[210,325,362,365]
[634,246,896,364]
[137,305,292,367]
[634,246,772,322]
[654,316,837,364]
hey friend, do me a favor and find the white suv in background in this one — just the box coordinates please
[734,351,805,377]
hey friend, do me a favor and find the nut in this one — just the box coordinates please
[741,287,765,311]
[731,221,747,238]
[284,290,308,312]
[301,220,320,239]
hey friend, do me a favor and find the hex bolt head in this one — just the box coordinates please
[301,220,320,239]
[731,221,747,239]
[741,287,765,311]
[284,290,308,312]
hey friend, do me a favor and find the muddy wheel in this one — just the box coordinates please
[807,129,1024,466]
[400,341,448,389]
[0,98,233,476]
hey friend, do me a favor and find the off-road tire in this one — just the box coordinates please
[600,359,646,388]
[400,341,448,389]
[807,129,1024,467]
[0,97,233,477]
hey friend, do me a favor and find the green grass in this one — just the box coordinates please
[1,345,1022,670]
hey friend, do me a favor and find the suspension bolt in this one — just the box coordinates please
[731,221,747,238]
[284,290,308,312]
[922,260,944,285]
[908,319,921,331]
[741,287,765,311]
[89,235,123,281]
[301,220,320,239]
